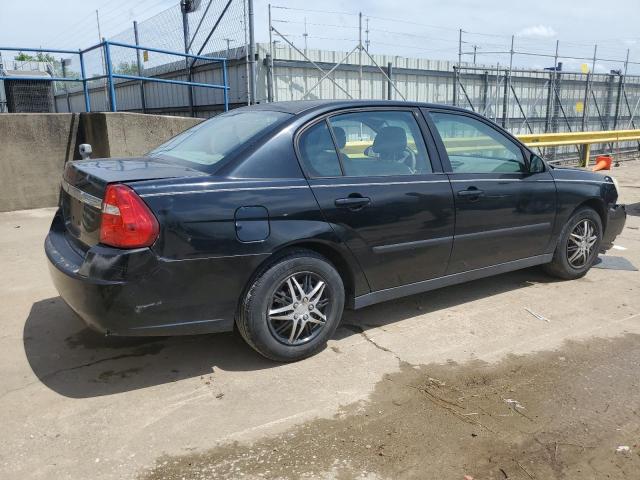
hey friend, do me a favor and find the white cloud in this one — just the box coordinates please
[517,25,557,38]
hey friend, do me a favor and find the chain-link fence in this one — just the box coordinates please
[263,4,640,164]
[1,0,249,117]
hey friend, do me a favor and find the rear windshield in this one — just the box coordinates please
[148,110,292,170]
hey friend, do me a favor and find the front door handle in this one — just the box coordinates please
[457,188,485,199]
[335,196,371,210]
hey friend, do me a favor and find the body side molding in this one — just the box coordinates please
[353,254,553,309]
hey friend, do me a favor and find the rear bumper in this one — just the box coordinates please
[45,212,254,336]
[602,204,627,251]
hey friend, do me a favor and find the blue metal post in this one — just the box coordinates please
[103,40,117,112]
[79,50,91,112]
[222,59,229,112]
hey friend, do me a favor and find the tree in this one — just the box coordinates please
[114,61,139,75]
[14,52,56,63]
[14,51,35,61]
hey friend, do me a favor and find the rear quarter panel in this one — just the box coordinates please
[130,177,369,321]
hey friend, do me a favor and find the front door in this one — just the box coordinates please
[296,108,455,292]
[424,109,557,274]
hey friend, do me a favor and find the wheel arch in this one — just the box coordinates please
[238,239,368,316]
[575,197,607,232]
[271,240,360,304]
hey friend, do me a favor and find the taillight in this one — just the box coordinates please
[99,184,159,248]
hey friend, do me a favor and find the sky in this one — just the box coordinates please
[0,0,639,73]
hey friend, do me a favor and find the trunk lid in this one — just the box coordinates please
[60,157,206,248]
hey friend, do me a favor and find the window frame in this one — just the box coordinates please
[422,108,535,175]
[294,106,444,179]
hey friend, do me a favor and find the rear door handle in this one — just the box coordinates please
[457,188,485,199]
[335,196,371,209]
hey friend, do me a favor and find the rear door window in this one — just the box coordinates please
[327,110,433,177]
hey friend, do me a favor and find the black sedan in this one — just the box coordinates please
[46,100,627,361]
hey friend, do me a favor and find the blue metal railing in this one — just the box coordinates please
[0,41,229,113]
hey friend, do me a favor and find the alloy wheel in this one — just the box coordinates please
[566,219,598,269]
[267,272,330,345]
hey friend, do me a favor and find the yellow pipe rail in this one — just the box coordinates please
[518,129,640,167]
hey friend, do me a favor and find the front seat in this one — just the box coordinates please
[369,126,414,174]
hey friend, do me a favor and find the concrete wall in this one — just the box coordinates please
[0,113,79,212]
[81,112,202,159]
[0,112,202,212]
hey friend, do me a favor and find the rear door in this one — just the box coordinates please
[423,108,557,274]
[297,108,455,292]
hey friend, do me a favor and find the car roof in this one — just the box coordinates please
[234,100,470,116]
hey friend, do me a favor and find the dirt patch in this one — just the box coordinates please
[140,334,640,479]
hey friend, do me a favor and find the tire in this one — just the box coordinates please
[543,207,602,280]
[237,249,345,362]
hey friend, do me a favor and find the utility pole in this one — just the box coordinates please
[473,45,477,64]
[268,3,274,102]
[457,28,462,67]
[358,12,363,99]
[365,17,370,52]
[248,0,257,104]
[133,20,147,113]
[181,0,195,116]
[454,28,462,106]
[303,17,308,54]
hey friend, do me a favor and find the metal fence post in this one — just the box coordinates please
[613,73,624,130]
[604,73,615,130]
[544,71,553,133]
[580,71,591,164]
[265,54,273,102]
[481,70,489,114]
[502,70,509,128]
[223,59,229,111]
[552,66,562,133]
[103,40,117,112]
[60,57,71,112]
[133,21,147,113]
[387,62,393,100]
[452,66,458,106]
[79,50,90,112]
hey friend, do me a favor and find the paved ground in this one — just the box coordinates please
[1,163,640,480]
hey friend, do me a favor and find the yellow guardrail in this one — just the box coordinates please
[518,129,640,167]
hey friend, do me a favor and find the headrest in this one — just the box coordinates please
[372,126,407,155]
[332,126,347,149]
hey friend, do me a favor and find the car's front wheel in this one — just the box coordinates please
[237,250,345,362]
[544,206,602,279]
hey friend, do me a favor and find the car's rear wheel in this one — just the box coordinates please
[237,250,345,362]
[544,207,602,279]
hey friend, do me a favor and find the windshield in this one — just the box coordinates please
[148,110,292,169]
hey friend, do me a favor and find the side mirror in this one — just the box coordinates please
[79,144,92,160]
[529,154,545,173]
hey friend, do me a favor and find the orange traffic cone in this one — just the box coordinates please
[592,155,613,171]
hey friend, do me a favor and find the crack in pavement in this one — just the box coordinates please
[341,323,406,364]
